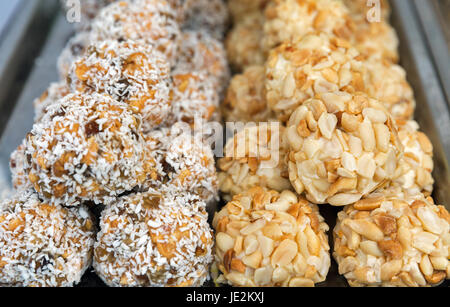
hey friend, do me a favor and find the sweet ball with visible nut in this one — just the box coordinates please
[90,0,181,65]
[265,32,366,123]
[346,3,398,63]
[218,123,291,201]
[24,92,148,207]
[225,11,265,72]
[212,187,331,287]
[365,59,415,120]
[94,191,214,287]
[341,0,397,63]
[0,190,95,287]
[262,0,354,53]
[69,39,172,132]
[222,65,273,123]
[285,92,403,206]
[333,188,450,287]
[143,124,218,203]
[393,120,434,196]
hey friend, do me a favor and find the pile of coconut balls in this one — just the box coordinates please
[2,0,228,287]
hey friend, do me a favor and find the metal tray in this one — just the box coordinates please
[0,0,448,287]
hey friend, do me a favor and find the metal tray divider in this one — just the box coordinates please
[0,0,59,134]
[413,0,450,107]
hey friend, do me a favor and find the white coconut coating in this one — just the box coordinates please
[168,69,219,125]
[90,0,181,65]
[0,190,95,287]
[174,30,230,95]
[33,82,71,122]
[143,124,218,203]
[69,39,172,132]
[9,140,32,192]
[24,92,148,206]
[57,31,91,79]
[94,191,214,287]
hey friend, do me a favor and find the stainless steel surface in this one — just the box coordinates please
[436,0,450,50]
[414,0,450,108]
[0,0,59,135]
[0,0,448,287]
[0,0,23,39]
[0,0,40,112]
